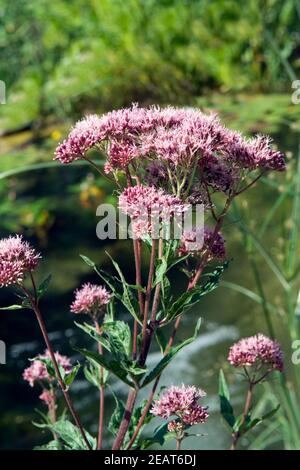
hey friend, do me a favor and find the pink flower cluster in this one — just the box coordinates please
[179,227,226,260]
[0,235,40,287]
[151,384,209,426]
[119,185,187,238]
[54,105,285,181]
[70,283,111,317]
[23,350,72,387]
[39,389,54,407]
[228,334,284,372]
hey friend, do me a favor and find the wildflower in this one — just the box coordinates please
[179,227,226,260]
[70,283,111,317]
[167,420,184,433]
[54,115,104,164]
[23,350,72,387]
[0,235,40,287]
[55,105,285,181]
[228,334,284,372]
[151,384,209,425]
[224,132,285,172]
[119,185,187,238]
[39,389,54,407]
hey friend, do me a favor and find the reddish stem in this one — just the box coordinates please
[231,384,254,450]
[112,388,138,450]
[32,301,92,450]
[127,198,233,449]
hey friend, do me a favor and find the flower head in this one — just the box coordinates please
[151,384,209,426]
[39,389,54,407]
[55,105,285,182]
[23,350,72,387]
[224,132,285,171]
[54,115,104,164]
[119,185,187,239]
[0,235,40,287]
[228,334,284,372]
[70,283,111,317]
[179,227,226,260]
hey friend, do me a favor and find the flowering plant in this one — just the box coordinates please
[0,105,285,450]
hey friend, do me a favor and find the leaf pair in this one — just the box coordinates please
[163,262,229,323]
[35,420,96,450]
[219,370,280,439]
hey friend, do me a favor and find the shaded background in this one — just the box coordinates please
[0,0,300,450]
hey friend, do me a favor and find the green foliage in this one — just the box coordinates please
[219,370,235,429]
[219,369,280,441]
[36,274,52,300]
[80,254,143,326]
[1,0,299,133]
[34,440,62,450]
[34,356,80,389]
[40,420,96,450]
[163,262,229,323]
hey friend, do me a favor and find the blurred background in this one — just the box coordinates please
[1,0,300,450]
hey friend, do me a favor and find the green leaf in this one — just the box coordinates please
[108,390,125,437]
[153,257,168,287]
[48,420,96,450]
[141,422,174,449]
[75,322,112,352]
[79,254,96,268]
[103,321,131,358]
[245,404,281,433]
[34,440,62,451]
[219,370,235,429]
[155,328,168,354]
[141,318,201,387]
[76,347,135,387]
[37,274,52,299]
[105,252,142,325]
[80,253,143,326]
[64,363,80,388]
[165,263,228,323]
[83,360,108,388]
[0,304,24,311]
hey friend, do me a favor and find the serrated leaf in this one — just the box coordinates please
[49,420,96,450]
[34,440,62,450]
[76,347,135,387]
[103,321,132,358]
[81,252,143,326]
[165,262,228,323]
[83,360,108,388]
